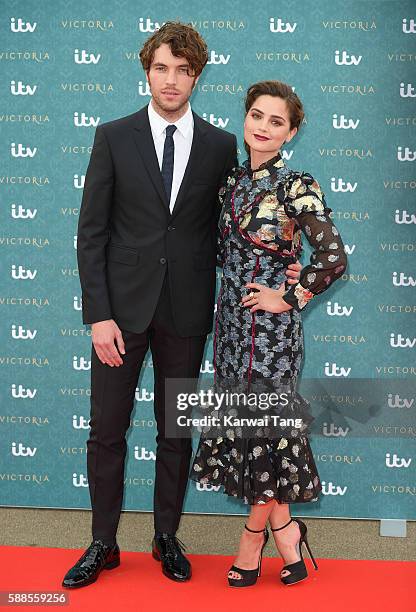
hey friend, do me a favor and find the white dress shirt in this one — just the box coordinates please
[147,99,194,213]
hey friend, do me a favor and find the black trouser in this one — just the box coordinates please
[86,271,207,544]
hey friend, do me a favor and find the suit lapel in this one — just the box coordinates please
[132,105,170,214]
[170,112,208,221]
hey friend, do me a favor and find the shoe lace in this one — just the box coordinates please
[164,535,187,559]
[82,541,106,567]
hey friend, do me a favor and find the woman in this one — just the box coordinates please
[190,80,348,587]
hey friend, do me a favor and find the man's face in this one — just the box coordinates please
[146,43,199,113]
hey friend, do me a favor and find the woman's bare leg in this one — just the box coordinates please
[228,500,275,580]
[268,501,302,577]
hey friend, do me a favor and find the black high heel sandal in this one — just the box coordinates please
[227,524,269,588]
[271,518,318,586]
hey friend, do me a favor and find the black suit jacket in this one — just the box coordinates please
[77,105,238,337]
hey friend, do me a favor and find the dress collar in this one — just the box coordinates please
[243,151,285,180]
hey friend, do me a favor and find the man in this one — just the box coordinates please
[62,21,301,588]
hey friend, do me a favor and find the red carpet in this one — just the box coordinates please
[0,546,413,611]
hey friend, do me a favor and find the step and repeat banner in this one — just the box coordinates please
[1,0,415,520]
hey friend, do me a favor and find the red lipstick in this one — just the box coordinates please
[254,134,270,141]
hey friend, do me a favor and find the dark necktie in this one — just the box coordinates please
[161,124,177,204]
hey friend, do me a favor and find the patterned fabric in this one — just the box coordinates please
[190,151,348,505]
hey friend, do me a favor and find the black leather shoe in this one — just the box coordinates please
[152,533,191,582]
[62,539,120,589]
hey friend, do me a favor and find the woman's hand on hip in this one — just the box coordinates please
[241,282,293,314]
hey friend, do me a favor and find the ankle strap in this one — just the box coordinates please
[244,523,266,533]
[270,518,293,532]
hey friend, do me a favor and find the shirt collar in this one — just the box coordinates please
[148,99,193,138]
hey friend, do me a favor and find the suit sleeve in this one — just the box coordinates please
[77,125,114,324]
[281,173,348,312]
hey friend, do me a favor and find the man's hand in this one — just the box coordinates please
[285,260,302,284]
[91,319,125,367]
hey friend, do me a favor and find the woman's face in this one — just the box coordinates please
[244,94,298,156]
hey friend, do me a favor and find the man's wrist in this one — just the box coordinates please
[91,319,112,327]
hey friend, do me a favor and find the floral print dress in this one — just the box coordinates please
[190,151,348,505]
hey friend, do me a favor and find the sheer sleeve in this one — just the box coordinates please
[216,167,239,268]
[281,172,348,311]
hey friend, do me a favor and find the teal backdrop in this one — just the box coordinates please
[1,0,415,521]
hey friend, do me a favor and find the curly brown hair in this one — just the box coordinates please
[139,21,208,76]
[244,80,305,153]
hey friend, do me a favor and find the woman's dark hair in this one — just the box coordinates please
[140,21,208,76]
[244,80,305,153]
